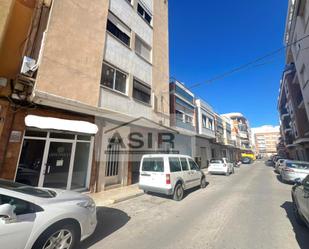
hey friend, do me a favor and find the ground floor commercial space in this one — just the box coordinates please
[0,103,97,191]
[286,140,309,161]
[0,104,178,192]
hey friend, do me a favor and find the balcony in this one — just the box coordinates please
[175,119,196,132]
[201,127,216,139]
[295,92,304,109]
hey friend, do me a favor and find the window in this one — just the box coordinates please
[180,158,189,171]
[133,79,151,104]
[169,158,182,172]
[0,194,43,215]
[107,13,131,47]
[101,63,127,94]
[188,158,199,170]
[202,114,207,128]
[137,3,152,24]
[175,110,184,121]
[135,36,151,62]
[185,115,193,124]
[142,157,164,172]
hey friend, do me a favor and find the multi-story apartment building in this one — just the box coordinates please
[195,99,216,168]
[251,125,280,156]
[0,0,169,192]
[221,113,252,150]
[169,79,196,134]
[278,0,309,161]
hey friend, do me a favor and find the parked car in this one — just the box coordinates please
[280,160,309,183]
[275,159,286,174]
[0,179,97,249]
[291,175,309,227]
[241,157,252,164]
[208,158,234,176]
[139,154,206,201]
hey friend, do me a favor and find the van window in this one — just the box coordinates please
[180,158,189,171]
[142,157,164,172]
[188,158,199,170]
[169,157,182,172]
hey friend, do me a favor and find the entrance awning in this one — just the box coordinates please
[25,115,98,134]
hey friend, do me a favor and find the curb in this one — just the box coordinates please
[94,192,144,207]
[112,192,144,204]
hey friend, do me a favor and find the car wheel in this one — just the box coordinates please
[173,183,184,201]
[32,222,79,249]
[293,201,306,226]
[200,177,207,188]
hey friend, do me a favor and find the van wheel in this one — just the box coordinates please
[200,177,207,188]
[173,183,184,201]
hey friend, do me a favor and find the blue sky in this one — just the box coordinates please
[168,0,288,127]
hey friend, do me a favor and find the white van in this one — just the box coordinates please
[139,154,206,201]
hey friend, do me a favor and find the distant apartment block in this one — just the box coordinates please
[251,126,280,156]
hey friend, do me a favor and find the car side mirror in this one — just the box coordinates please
[0,204,17,224]
[295,178,302,186]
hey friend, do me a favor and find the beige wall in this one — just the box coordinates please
[152,0,170,125]
[34,0,109,107]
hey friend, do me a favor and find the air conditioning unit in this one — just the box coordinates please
[20,56,37,76]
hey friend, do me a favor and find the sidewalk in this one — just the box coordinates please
[89,169,209,206]
[88,184,144,207]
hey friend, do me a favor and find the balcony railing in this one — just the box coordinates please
[175,119,196,132]
[201,127,216,138]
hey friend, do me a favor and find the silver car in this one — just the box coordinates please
[291,175,309,227]
[281,160,309,183]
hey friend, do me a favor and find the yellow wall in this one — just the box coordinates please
[0,0,35,80]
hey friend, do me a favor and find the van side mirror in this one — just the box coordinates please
[295,178,302,186]
[0,204,17,224]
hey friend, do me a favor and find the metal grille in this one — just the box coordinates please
[105,139,120,177]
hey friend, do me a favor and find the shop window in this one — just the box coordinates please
[107,12,131,47]
[133,79,151,104]
[137,2,152,24]
[135,36,152,62]
[101,63,127,94]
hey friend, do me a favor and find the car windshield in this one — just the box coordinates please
[142,157,164,172]
[286,162,309,169]
[210,159,223,163]
[0,179,56,198]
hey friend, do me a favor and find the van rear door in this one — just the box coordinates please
[139,156,166,188]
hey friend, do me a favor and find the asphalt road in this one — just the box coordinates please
[81,160,309,249]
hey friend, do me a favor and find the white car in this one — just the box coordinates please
[0,179,97,249]
[275,159,286,174]
[281,160,309,183]
[208,158,234,176]
[139,154,206,201]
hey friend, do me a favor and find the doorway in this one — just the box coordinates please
[15,130,94,191]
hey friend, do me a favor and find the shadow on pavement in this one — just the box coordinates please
[281,201,309,249]
[276,175,294,185]
[80,206,130,249]
[264,161,274,167]
[147,182,210,201]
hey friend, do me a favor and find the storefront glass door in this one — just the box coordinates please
[42,141,73,189]
[15,130,93,191]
